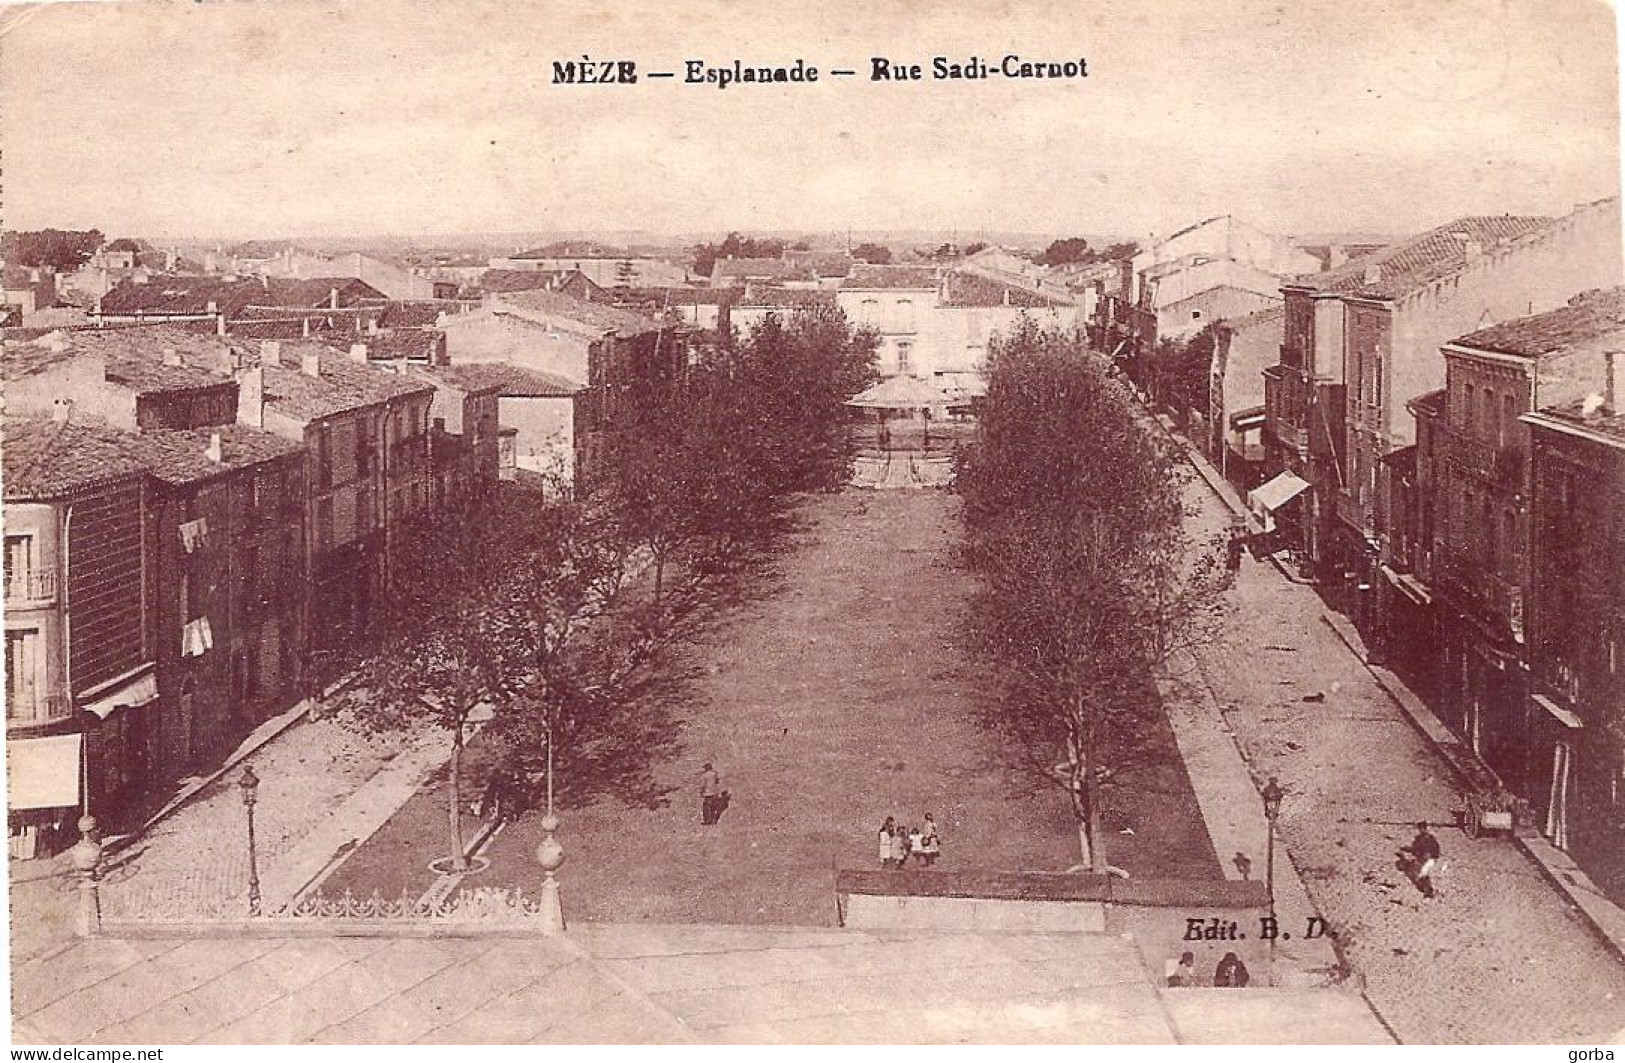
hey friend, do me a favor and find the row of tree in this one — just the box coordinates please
[953,321,1230,874]
[2,228,105,270]
[335,306,879,870]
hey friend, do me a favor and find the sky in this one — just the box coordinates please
[0,0,1620,244]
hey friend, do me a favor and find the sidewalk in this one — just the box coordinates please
[1172,419,1625,969]
[1157,412,1625,1042]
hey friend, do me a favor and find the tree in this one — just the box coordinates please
[1,229,105,271]
[1036,237,1092,266]
[963,241,989,256]
[955,322,1231,872]
[692,232,787,277]
[614,259,637,287]
[850,242,893,265]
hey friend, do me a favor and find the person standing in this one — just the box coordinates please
[919,814,941,867]
[1214,952,1250,987]
[699,762,723,826]
[1167,951,1197,987]
[879,817,897,867]
[891,823,911,869]
[1406,821,1442,898]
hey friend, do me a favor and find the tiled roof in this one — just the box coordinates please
[784,250,856,276]
[495,289,665,338]
[259,343,435,421]
[842,265,939,290]
[479,269,570,294]
[359,330,444,363]
[121,424,303,485]
[1532,399,1625,444]
[711,258,814,282]
[1291,216,1552,299]
[3,415,148,500]
[410,363,508,395]
[1409,388,1448,417]
[250,278,387,309]
[737,289,837,309]
[98,276,263,316]
[2,325,241,392]
[609,286,733,306]
[1451,287,1625,359]
[449,361,581,397]
[939,271,1072,308]
[371,301,465,328]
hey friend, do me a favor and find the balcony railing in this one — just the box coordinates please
[4,571,56,602]
[1434,545,1526,642]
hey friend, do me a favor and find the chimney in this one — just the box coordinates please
[51,398,73,422]
[1463,237,1484,262]
[329,286,340,310]
[205,431,224,463]
[1363,263,1382,285]
[301,350,322,378]
[216,313,227,337]
[259,340,283,368]
[348,342,369,363]
[161,346,182,367]
[237,366,265,428]
[132,269,150,285]
[205,300,218,314]
[302,316,311,338]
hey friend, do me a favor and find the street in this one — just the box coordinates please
[1178,463,1625,1043]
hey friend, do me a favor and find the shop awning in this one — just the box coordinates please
[1533,693,1584,730]
[8,733,82,811]
[82,669,158,720]
[1248,471,1311,513]
[1229,406,1267,431]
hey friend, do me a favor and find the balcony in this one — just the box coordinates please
[1434,545,1526,643]
[4,571,56,603]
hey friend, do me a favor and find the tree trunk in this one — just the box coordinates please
[447,722,468,872]
[1084,716,1106,875]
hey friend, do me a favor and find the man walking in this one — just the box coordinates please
[1405,821,1443,898]
[699,762,723,826]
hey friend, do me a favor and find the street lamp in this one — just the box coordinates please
[535,719,565,934]
[1261,776,1283,909]
[1262,776,1284,986]
[239,766,262,916]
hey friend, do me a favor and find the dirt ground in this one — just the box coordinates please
[323,489,1219,924]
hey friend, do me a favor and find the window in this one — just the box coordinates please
[6,628,39,718]
[316,426,332,490]
[5,534,34,597]
[1502,393,1516,447]
[896,341,913,375]
[1464,384,1476,431]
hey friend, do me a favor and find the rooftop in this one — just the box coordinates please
[1409,387,1449,418]
[711,257,815,282]
[736,288,837,309]
[2,415,148,500]
[480,268,600,295]
[1290,216,1553,299]
[1531,398,1625,445]
[495,288,666,338]
[2,325,240,392]
[409,362,510,395]
[440,361,581,397]
[121,423,304,485]
[842,265,940,290]
[1451,286,1625,359]
[939,271,1073,308]
[260,343,436,421]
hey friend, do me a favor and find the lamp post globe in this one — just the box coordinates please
[239,766,263,916]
